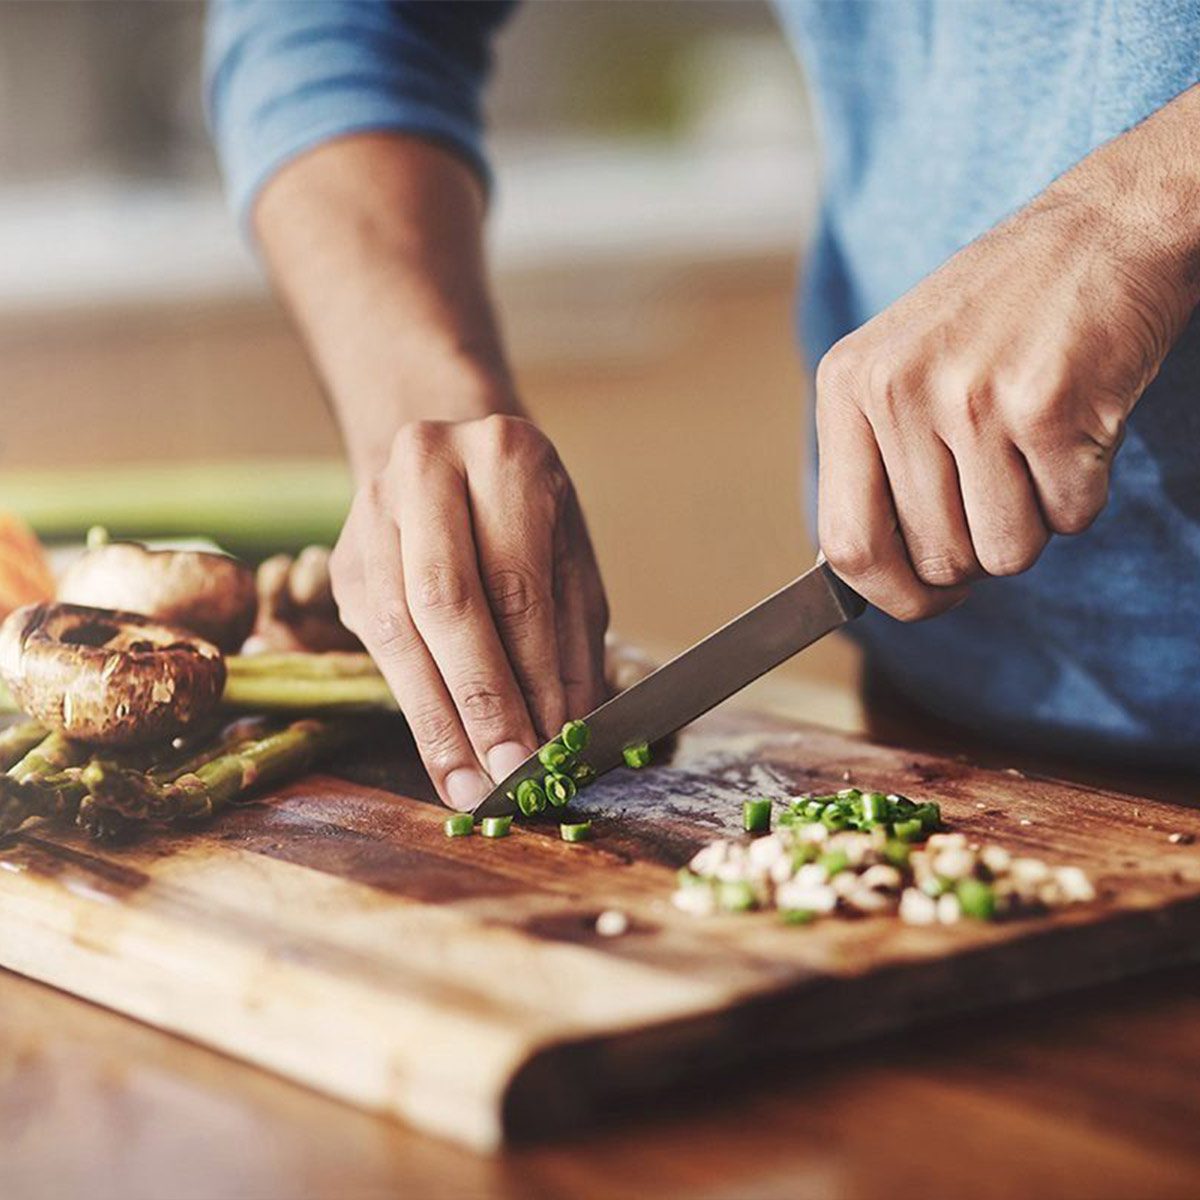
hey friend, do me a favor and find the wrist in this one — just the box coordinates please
[336,350,522,482]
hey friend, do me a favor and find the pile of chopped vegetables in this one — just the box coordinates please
[673,789,1095,926]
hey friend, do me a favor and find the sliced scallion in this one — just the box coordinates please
[515,778,547,816]
[743,797,772,833]
[481,815,513,839]
[561,719,590,754]
[560,820,592,843]
[538,739,572,771]
[443,813,474,838]
[544,771,577,807]
[623,740,652,769]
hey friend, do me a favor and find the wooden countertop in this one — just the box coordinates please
[4,686,1200,1200]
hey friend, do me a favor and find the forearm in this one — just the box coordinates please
[1046,82,1200,319]
[253,133,520,480]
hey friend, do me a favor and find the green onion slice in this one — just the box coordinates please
[743,797,772,833]
[537,739,572,771]
[544,771,577,807]
[515,778,547,816]
[560,820,592,843]
[622,741,651,769]
[443,813,474,838]
[561,719,590,754]
[481,815,513,839]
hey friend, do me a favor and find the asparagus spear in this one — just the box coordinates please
[0,720,49,772]
[0,731,92,834]
[82,717,357,825]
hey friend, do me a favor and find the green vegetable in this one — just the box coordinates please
[821,805,851,832]
[915,802,942,832]
[515,777,547,816]
[623,741,652,769]
[570,761,596,787]
[956,877,997,920]
[883,839,912,868]
[676,868,708,888]
[543,771,577,807]
[716,880,756,912]
[921,876,952,898]
[559,820,592,843]
[560,719,590,754]
[781,908,816,925]
[893,817,925,843]
[538,740,572,771]
[743,797,772,833]
[819,849,850,877]
[444,813,474,838]
[481,815,512,839]
[860,791,890,825]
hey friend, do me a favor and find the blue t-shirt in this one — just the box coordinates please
[207,1,1200,766]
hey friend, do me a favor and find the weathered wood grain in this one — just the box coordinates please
[0,712,1198,1150]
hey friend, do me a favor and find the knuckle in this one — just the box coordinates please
[1048,496,1103,537]
[912,551,973,588]
[821,524,876,579]
[484,566,544,623]
[367,605,417,657]
[406,704,463,765]
[391,420,447,468]
[411,562,474,620]
[816,338,859,399]
[976,539,1043,577]
[455,682,508,726]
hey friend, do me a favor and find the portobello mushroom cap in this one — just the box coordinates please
[57,543,257,653]
[0,602,225,745]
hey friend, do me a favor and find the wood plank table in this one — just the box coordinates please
[4,688,1200,1200]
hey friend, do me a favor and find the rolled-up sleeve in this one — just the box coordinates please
[205,0,515,224]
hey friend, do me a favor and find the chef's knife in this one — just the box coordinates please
[473,559,865,819]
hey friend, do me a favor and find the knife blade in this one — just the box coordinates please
[473,560,865,819]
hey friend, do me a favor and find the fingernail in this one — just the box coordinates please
[487,741,533,783]
[445,767,490,811]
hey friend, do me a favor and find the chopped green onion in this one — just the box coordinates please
[921,875,952,897]
[544,771,577,807]
[515,778,547,816]
[560,820,592,843]
[860,791,889,825]
[716,880,756,912]
[883,839,911,868]
[893,817,925,843]
[819,849,850,877]
[623,741,652,769]
[956,877,997,920]
[743,797,772,833]
[570,761,596,787]
[915,802,942,832]
[538,740,572,771]
[481,815,513,839]
[560,719,590,754]
[781,908,816,925]
[443,813,474,838]
[791,843,819,868]
[821,806,851,832]
[803,798,827,821]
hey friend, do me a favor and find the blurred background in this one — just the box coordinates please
[0,0,858,719]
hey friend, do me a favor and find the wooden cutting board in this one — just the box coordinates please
[1,711,1198,1151]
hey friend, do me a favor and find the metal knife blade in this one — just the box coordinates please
[473,560,865,819]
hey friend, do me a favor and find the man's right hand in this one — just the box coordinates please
[330,414,609,811]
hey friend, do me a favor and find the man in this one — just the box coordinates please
[207,1,1200,811]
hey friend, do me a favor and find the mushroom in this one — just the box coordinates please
[57,542,256,652]
[0,602,225,745]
